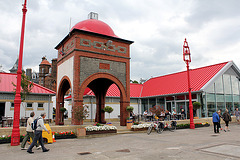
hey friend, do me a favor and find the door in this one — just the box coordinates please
[0,103,5,118]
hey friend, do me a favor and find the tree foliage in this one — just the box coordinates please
[104,106,114,113]
[12,72,33,101]
[149,105,164,116]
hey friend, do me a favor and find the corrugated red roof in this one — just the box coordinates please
[0,72,55,95]
[65,61,229,99]
[141,62,228,97]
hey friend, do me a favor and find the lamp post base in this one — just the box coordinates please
[11,128,20,146]
[190,122,195,129]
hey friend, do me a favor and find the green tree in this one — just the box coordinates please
[12,72,33,101]
[104,106,114,122]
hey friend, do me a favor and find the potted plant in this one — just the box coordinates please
[126,106,134,129]
[59,107,66,125]
[193,102,201,118]
[73,105,89,123]
[104,106,114,125]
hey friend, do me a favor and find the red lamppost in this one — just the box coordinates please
[183,38,195,129]
[11,0,28,146]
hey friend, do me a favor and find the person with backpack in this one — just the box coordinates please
[222,108,232,132]
[27,113,50,154]
[21,112,40,150]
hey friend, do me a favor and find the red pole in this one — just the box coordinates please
[11,0,28,146]
[186,61,195,129]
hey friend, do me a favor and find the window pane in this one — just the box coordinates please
[27,103,32,108]
[38,103,43,108]
[206,83,215,93]
[231,76,239,95]
[215,77,224,94]
[223,74,232,94]
[216,94,225,111]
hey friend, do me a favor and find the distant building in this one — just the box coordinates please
[38,57,57,91]
[0,72,55,119]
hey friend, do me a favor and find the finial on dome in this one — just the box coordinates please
[88,12,98,20]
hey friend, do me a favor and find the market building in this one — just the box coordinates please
[64,61,240,121]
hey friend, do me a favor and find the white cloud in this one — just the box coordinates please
[0,0,240,82]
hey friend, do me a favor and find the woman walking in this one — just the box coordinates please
[222,109,232,132]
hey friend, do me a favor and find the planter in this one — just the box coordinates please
[55,134,77,139]
[0,139,11,144]
[131,128,148,131]
[86,130,117,135]
[126,120,132,129]
[77,128,86,137]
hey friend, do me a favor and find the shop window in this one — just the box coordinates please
[27,103,32,108]
[38,103,43,108]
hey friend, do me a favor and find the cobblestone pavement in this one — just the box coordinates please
[1,124,240,160]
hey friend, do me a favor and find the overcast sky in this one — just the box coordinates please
[0,0,240,82]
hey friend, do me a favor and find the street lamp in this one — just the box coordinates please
[183,38,195,129]
[11,0,28,146]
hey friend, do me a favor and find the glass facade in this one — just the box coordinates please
[140,67,240,118]
[205,72,240,116]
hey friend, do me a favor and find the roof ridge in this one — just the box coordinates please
[144,61,229,82]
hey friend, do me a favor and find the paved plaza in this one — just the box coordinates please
[0,124,240,160]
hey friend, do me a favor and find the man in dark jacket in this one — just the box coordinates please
[212,111,220,133]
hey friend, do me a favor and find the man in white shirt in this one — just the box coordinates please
[27,113,50,154]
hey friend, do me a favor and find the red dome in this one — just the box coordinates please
[71,19,118,38]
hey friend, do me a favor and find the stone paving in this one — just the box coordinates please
[0,123,240,160]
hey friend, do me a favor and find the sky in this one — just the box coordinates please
[0,0,240,82]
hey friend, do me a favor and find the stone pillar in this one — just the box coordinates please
[72,99,84,125]
[120,100,130,126]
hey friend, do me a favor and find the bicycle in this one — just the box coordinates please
[147,121,164,135]
[164,120,177,132]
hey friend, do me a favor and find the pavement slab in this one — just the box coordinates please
[0,124,240,160]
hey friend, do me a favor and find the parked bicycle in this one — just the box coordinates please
[147,121,164,135]
[164,120,177,131]
[147,120,177,135]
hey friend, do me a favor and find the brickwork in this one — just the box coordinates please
[56,23,133,126]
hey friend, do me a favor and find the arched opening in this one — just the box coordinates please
[75,73,129,126]
[55,76,71,125]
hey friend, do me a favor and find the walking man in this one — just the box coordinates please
[212,110,220,133]
[21,112,40,150]
[27,113,50,154]
[234,108,240,124]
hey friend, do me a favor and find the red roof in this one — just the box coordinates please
[64,83,143,99]
[0,72,55,95]
[141,62,228,97]
[65,62,230,99]
[71,19,118,38]
[40,60,51,66]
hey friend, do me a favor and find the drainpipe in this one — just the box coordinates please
[48,95,50,120]
[91,96,93,122]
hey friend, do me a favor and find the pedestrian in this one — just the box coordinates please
[212,110,220,133]
[234,108,240,124]
[27,113,50,154]
[21,112,41,150]
[217,109,223,131]
[222,109,232,132]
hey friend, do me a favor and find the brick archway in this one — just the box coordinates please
[75,72,129,126]
[55,76,72,125]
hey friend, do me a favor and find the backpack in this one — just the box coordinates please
[31,118,39,130]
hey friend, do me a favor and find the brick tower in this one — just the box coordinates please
[55,13,133,126]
